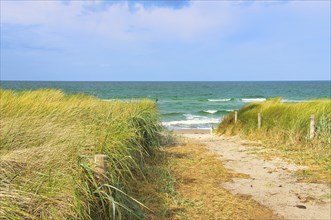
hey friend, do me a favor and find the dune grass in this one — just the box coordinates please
[217,98,331,182]
[0,89,163,219]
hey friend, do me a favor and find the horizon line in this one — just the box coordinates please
[1,80,330,83]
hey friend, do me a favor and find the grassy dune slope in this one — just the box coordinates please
[217,99,331,182]
[0,89,162,219]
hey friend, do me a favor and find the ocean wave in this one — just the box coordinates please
[208,98,232,102]
[162,112,184,116]
[199,109,235,114]
[241,98,266,102]
[203,110,218,114]
[184,114,205,120]
[162,117,220,127]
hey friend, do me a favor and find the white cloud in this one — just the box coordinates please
[1,1,329,80]
[1,1,233,44]
[1,0,329,50]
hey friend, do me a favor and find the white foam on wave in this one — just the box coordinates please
[203,110,218,114]
[241,98,266,102]
[162,118,220,126]
[163,114,221,128]
[208,98,231,102]
[184,114,201,120]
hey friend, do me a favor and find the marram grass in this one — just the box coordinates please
[217,98,331,182]
[0,89,162,219]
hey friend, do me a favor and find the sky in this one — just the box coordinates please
[0,0,330,81]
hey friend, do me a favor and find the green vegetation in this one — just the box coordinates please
[0,89,163,219]
[217,98,331,182]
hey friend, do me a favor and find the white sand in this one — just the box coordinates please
[181,133,331,220]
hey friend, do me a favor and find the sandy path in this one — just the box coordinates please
[181,133,331,220]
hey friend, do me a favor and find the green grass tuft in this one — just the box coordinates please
[217,98,331,182]
[0,89,163,219]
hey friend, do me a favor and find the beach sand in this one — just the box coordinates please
[177,131,331,220]
[174,129,210,134]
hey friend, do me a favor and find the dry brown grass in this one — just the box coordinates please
[160,140,281,220]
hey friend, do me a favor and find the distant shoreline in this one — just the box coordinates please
[1,80,330,83]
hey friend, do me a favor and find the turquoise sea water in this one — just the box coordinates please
[1,81,330,129]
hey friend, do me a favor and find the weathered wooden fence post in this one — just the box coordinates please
[310,114,316,140]
[210,125,214,135]
[234,111,238,124]
[258,112,262,129]
[95,154,107,180]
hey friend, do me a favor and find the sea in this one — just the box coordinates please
[1,81,330,130]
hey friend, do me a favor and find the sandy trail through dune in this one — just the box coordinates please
[181,132,331,220]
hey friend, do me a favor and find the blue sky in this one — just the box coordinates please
[1,0,330,81]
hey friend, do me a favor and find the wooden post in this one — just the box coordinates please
[310,114,316,140]
[95,154,107,180]
[210,125,214,135]
[258,112,262,129]
[234,111,238,124]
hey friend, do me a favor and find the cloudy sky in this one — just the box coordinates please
[1,0,330,81]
